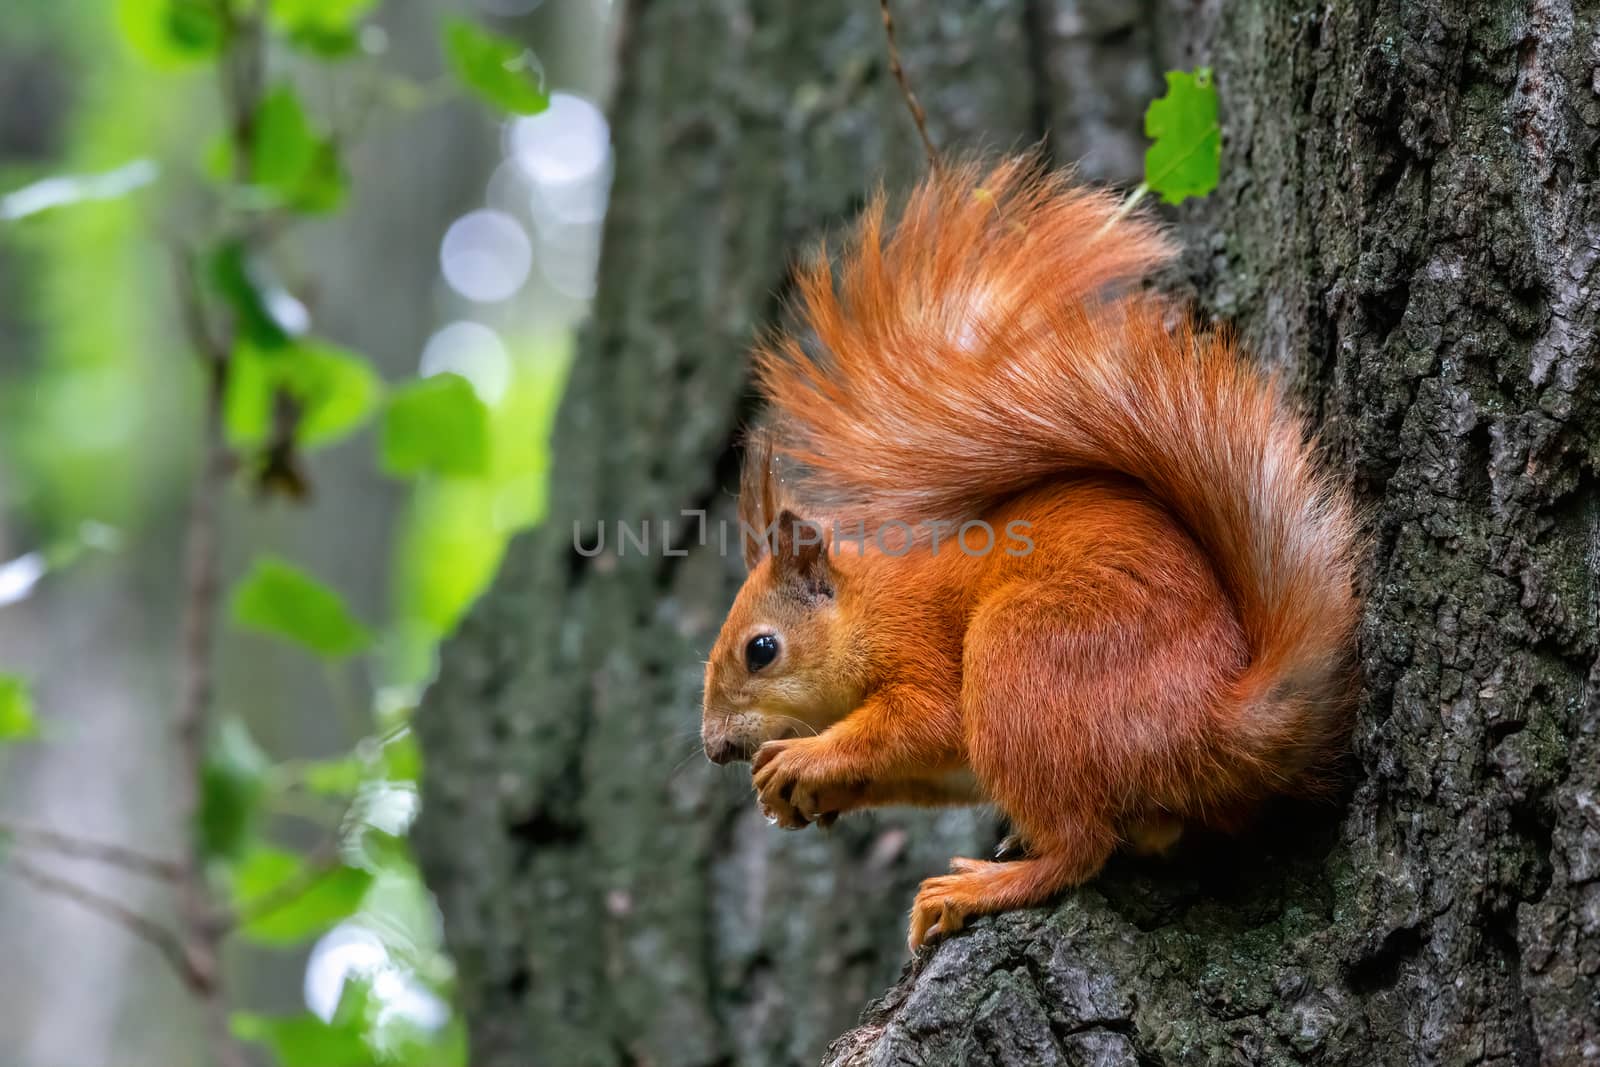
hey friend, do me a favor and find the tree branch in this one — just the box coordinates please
[0,819,184,883]
[168,11,265,1067]
[5,855,209,994]
[171,245,228,367]
[172,325,236,1057]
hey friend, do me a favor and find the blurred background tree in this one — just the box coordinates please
[0,1,612,1064]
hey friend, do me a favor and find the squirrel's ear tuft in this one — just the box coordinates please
[739,424,781,572]
[772,509,833,601]
[742,524,768,572]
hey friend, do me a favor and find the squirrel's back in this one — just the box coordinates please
[747,157,1361,785]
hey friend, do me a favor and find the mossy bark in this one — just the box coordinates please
[415,2,1600,1064]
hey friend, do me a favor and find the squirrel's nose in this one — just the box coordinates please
[704,736,745,765]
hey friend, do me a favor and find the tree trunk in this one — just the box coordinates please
[415,2,1600,1065]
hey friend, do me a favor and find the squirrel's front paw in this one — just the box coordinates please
[751,738,861,830]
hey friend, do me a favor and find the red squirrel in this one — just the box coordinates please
[699,157,1360,951]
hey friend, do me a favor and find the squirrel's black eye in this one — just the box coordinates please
[745,634,780,672]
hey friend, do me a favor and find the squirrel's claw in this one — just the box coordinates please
[992,832,1029,862]
[758,788,811,829]
[750,741,783,775]
[753,737,852,831]
[908,883,969,953]
[753,738,810,829]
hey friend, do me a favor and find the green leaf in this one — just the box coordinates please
[442,18,549,116]
[1143,68,1221,205]
[382,732,422,783]
[231,557,372,658]
[0,675,39,741]
[379,375,489,478]
[393,481,507,636]
[236,976,463,1067]
[238,939,462,1066]
[291,26,364,58]
[198,718,270,861]
[116,0,227,68]
[301,755,368,796]
[252,87,319,193]
[234,980,376,1066]
[271,0,377,56]
[388,1018,468,1067]
[234,1012,373,1067]
[227,86,347,213]
[232,846,375,945]
[209,240,291,348]
[225,342,383,452]
[291,141,348,215]
[270,341,380,446]
[271,0,378,31]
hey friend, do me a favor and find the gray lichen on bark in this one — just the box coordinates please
[415,1,1600,1064]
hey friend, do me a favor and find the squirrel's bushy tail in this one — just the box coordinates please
[752,157,1360,782]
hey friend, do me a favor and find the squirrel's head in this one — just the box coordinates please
[701,510,861,764]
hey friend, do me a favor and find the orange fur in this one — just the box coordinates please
[701,158,1361,952]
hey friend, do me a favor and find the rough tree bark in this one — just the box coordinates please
[415,2,1600,1064]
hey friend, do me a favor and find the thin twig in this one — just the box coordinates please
[219,4,265,185]
[173,234,236,1053]
[173,325,241,1067]
[168,8,262,1067]
[6,855,208,993]
[879,0,939,172]
[172,245,227,366]
[0,819,184,883]
[262,787,349,827]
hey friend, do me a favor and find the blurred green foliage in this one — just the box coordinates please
[231,846,374,945]
[116,0,228,68]
[268,0,379,58]
[235,976,467,1067]
[230,557,374,659]
[379,374,489,479]
[443,17,550,115]
[198,718,273,862]
[225,341,383,451]
[0,675,39,741]
[4,11,193,531]
[2,2,566,1065]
